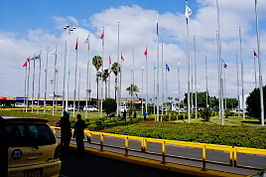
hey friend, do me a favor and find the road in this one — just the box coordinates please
[60,150,193,177]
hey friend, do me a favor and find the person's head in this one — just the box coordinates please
[77,114,81,120]
[63,111,69,118]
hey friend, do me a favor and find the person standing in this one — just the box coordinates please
[59,111,72,154]
[74,114,86,156]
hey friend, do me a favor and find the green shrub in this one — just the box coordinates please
[103,98,117,115]
[224,109,233,118]
[200,108,211,121]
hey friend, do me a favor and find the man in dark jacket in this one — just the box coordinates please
[59,111,72,154]
[74,114,86,156]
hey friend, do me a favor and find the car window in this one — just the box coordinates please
[4,123,56,147]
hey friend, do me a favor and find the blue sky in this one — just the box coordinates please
[0,0,266,101]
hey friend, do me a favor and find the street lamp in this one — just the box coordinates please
[63,24,76,112]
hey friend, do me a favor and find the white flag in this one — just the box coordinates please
[185,5,192,18]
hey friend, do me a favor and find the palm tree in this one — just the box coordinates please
[102,69,110,99]
[111,62,121,100]
[92,55,103,103]
[126,84,140,96]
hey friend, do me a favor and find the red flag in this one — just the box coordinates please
[26,57,30,62]
[75,38,78,50]
[144,48,148,55]
[224,63,228,68]
[100,33,104,40]
[109,56,112,65]
[22,61,27,67]
[254,50,258,57]
[121,54,124,61]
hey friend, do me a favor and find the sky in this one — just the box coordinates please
[0,0,266,103]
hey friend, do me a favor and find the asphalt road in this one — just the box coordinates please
[60,150,193,177]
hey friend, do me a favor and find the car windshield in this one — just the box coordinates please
[4,123,56,147]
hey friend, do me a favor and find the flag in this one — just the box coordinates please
[26,57,30,62]
[254,50,258,57]
[153,65,157,70]
[121,54,124,61]
[144,48,148,56]
[22,61,27,67]
[166,64,170,71]
[156,10,159,35]
[224,63,228,68]
[109,56,112,65]
[75,38,78,50]
[100,32,104,40]
[185,1,192,19]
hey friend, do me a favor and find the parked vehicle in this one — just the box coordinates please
[1,116,61,177]
[83,105,97,111]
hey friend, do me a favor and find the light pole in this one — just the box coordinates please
[63,24,76,112]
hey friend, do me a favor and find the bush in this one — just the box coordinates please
[103,98,117,115]
[224,109,233,118]
[200,108,211,121]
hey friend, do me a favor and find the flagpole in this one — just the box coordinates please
[108,57,111,98]
[44,48,49,114]
[239,26,245,120]
[177,61,181,113]
[26,58,31,112]
[117,21,120,116]
[62,41,67,112]
[37,54,42,114]
[133,48,135,117]
[253,48,258,88]
[52,46,58,116]
[205,56,209,108]
[254,0,264,126]
[73,37,79,116]
[78,70,81,109]
[31,57,36,112]
[153,62,156,116]
[161,43,164,116]
[141,64,144,116]
[156,10,160,122]
[193,36,198,118]
[145,46,148,116]
[216,0,224,125]
[100,27,104,117]
[185,0,191,123]
[86,34,90,118]
[236,52,240,117]
[23,62,27,112]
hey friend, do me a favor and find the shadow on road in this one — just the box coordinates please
[60,150,193,177]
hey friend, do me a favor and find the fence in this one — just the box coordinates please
[51,126,266,172]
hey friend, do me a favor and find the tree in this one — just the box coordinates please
[246,86,266,121]
[111,62,121,100]
[103,98,117,116]
[92,55,103,103]
[102,69,110,99]
[126,84,140,96]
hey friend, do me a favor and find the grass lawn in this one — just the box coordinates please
[173,116,262,126]
[104,121,266,149]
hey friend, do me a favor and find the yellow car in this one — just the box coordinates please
[1,116,61,177]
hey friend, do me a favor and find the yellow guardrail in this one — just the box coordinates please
[50,126,266,171]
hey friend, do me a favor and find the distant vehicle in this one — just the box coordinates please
[83,105,97,111]
[66,107,77,111]
[14,102,26,108]
[1,116,61,177]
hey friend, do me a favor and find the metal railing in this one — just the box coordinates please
[51,126,266,171]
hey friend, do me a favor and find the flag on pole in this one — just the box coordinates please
[144,48,148,55]
[254,50,258,57]
[26,57,30,62]
[153,65,157,70]
[109,56,112,65]
[22,61,27,67]
[75,37,78,50]
[156,10,159,35]
[121,54,124,61]
[166,64,170,71]
[224,63,228,68]
[100,32,104,40]
[185,2,192,19]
